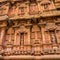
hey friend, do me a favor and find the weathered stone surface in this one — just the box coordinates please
[0,0,60,60]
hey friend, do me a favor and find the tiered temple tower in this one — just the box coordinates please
[0,0,60,60]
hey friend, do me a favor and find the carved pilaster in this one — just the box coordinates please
[38,22,46,44]
[14,29,17,45]
[0,27,6,55]
[41,27,45,44]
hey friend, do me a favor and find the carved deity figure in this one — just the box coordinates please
[50,31,57,43]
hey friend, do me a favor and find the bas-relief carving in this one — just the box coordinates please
[31,25,41,44]
[15,25,28,45]
[29,3,39,15]
[31,25,42,55]
[0,17,59,56]
[9,25,31,55]
[0,3,9,15]
[0,0,60,60]
[0,0,56,18]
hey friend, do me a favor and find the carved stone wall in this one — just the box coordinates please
[0,17,59,56]
[0,0,60,60]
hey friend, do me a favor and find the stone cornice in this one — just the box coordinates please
[8,10,60,20]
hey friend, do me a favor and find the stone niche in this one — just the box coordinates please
[31,25,42,55]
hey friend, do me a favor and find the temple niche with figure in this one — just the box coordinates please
[0,0,60,60]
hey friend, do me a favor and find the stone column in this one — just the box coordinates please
[41,26,46,44]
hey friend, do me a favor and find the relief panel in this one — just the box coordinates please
[0,3,9,15]
[31,25,41,45]
[18,7,25,16]
[9,5,17,17]
[50,31,57,44]
[29,3,39,15]
[5,28,14,46]
[17,3,27,16]
[33,46,41,55]
[40,0,55,11]
[14,25,30,46]
[31,25,41,55]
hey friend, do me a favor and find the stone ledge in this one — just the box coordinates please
[1,55,60,60]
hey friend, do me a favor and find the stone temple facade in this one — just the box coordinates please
[0,0,60,60]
